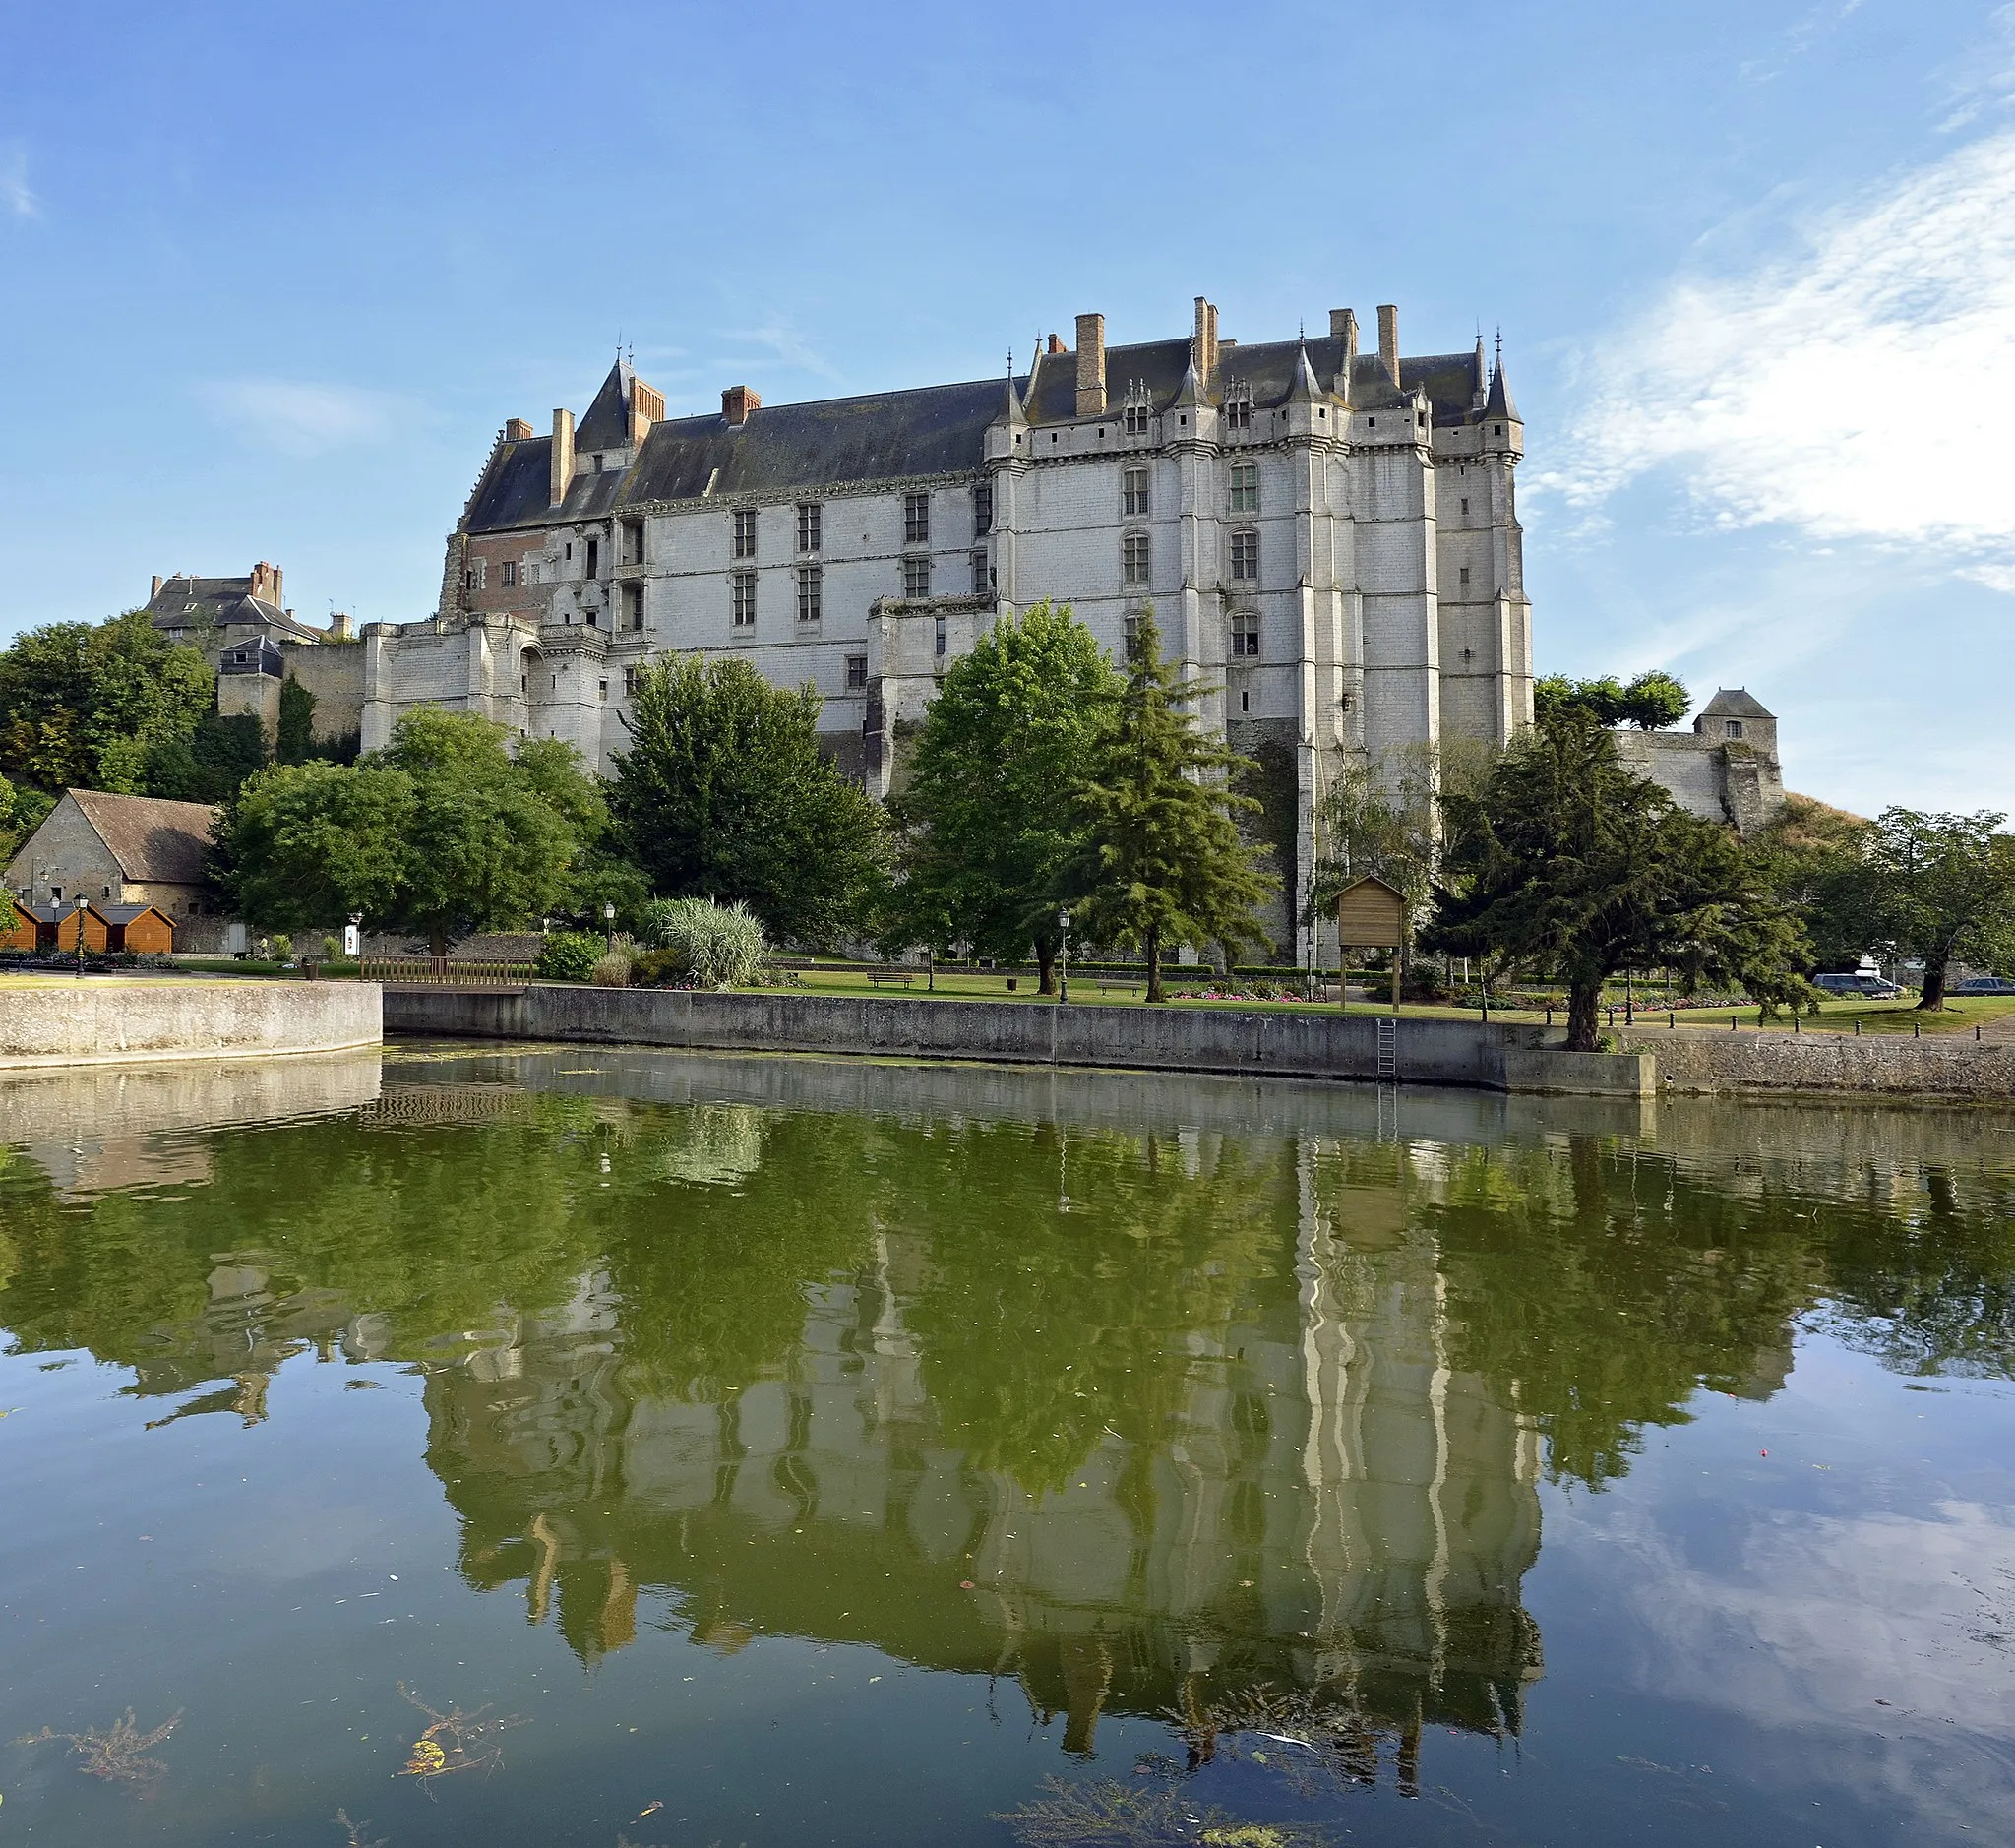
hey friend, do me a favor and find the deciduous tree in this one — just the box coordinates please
[887,600,1121,992]
[1061,611,1276,1002]
[0,611,214,794]
[1534,669,1690,731]
[1856,808,2015,1009]
[1425,707,1812,1049]
[611,655,885,946]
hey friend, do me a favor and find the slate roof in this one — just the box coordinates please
[460,331,1508,536]
[95,900,171,926]
[65,791,218,886]
[144,577,318,643]
[1700,687,1774,719]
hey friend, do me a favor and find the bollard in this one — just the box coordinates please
[1914,1019,1920,1039]
[1855,1018,1861,1037]
[1669,1011,1676,1029]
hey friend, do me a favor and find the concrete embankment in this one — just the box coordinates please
[1620,1024,2015,1100]
[383,984,1652,1096]
[0,979,382,1072]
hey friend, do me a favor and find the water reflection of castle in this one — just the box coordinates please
[429,1191,1544,1764]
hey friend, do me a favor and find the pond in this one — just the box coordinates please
[2,1047,2012,1846]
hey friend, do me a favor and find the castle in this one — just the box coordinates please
[152,298,1536,958]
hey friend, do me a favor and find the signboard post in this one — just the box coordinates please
[1334,876,1408,1014]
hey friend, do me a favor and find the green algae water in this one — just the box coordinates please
[2,1048,2013,1846]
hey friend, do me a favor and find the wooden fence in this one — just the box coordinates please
[361,957,533,986]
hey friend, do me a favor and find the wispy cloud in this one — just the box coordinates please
[1543,126,2015,585]
[197,378,402,457]
[1,143,38,218]
[714,316,846,388]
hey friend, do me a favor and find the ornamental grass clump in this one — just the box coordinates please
[636,896,767,988]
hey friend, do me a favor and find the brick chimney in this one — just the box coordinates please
[1377,304,1400,387]
[250,561,283,606]
[151,574,163,599]
[630,380,665,444]
[1192,297,1219,384]
[505,417,533,441]
[1075,313,1106,417]
[550,407,575,507]
[722,385,761,427]
[1330,309,1359,400]
[327,611,354,641]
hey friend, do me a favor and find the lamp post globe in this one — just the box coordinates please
[1057,909,1071,1005]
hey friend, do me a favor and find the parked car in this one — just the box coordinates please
[1949,976,2015,996]
[1815,971,1907,1000]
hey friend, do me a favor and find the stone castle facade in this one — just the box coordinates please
[164,298,1535,957]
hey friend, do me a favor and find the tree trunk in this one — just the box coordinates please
[1566,974,1603,1052]
[430,922,449,976]
[1034,937,1057,996]
[1144,924,1164,1004]
[1918,949,1950,1011]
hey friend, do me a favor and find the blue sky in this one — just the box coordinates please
[2,0,2010,816]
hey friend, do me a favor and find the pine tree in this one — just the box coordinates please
[1063,610,1276,1002]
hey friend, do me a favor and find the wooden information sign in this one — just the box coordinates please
[1335,875,1408,1012]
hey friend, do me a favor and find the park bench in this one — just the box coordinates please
[868,970,915,988]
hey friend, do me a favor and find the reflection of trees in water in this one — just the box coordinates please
[5,1087,2015,1782]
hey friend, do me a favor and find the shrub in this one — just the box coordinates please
[590,951,632,988]
[534,931,605,982]
[321,934,343,963]
[270,932,294,964]
[635,896,767,989]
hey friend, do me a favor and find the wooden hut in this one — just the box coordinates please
[26,900,108,953]
[1335,875,1409,1011]
[0,895,35,952]
[94,901,176,954]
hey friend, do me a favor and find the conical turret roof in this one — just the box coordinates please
[1484,350,1518,421]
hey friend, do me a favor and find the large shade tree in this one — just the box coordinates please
[1855,808,2015,1009]
[0,611,214,795]
[1534,670,1690,731]
[1061,610,1275,1001]
[217,708,590,955]
[610,654,885,946]
[1424,707,1812,1050]
[887,599,1121,992]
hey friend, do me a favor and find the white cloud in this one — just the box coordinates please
[198,378,401,458]
[1,144,38,218]
[1546,127,2015,585]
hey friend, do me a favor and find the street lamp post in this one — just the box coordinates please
[73,895,88,976]
[1058,909,1071,1005]
[603,901,617,955]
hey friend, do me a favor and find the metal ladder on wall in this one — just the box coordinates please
[1376,1017,1397,1081]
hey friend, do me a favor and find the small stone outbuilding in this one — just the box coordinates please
[1614,687,1786,833]
[5,790,229,951]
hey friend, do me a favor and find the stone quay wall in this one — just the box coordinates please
[383,984,1653,1096]
[1619,1025,2015,1100]
[0,979,382,1072]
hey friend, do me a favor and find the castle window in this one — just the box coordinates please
[624,666,637,697]
[1123,466,1150,518]
[1459,567,1471,588]
[1460,497,1470,517]
[622,583,643,629]
[1726,719,1744,739]
[1229,463,1258,514]
[1123,530,1150,586]
[584,537,599,580]
[904,555,931,598]
[1230,529,1259,583]
[846,653,869,690]
[797,502,822,553]
[564,542,573,560]
[797,563,823,624]
[502,559,518,587]
[1241,689,1250,711]
[620,519,644,565]
[971,549,989,594]
[1231,609,1260,658]
[1123,394,1150,436]
[732,570,757,627]
[733,509,758,559]
[973,481,993,534]
[598,679,608,701]
[1124,611,1142,659]
[934,615,946,658]
[904,492,931,544]
[1224,383,1252,432]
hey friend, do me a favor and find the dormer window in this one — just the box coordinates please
[1122,382,1152,435]
[1224,382,1252,432]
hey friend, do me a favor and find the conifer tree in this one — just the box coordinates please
[1062,610,1276,1001]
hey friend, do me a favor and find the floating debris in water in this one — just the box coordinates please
[997,1776,1327,1846]
[394,1684,524,1793]
[335,1807,388,1848]
[14,1708,183,1788]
